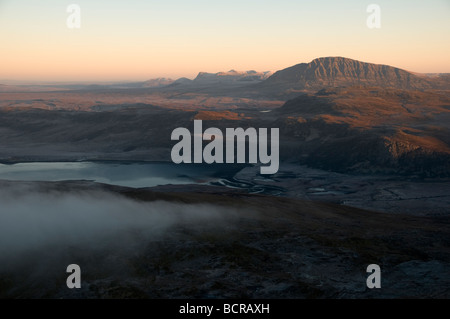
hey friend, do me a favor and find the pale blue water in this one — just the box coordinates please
[0,162,232,188]
[0,162,284,195]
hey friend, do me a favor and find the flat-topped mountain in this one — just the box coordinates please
[259,57,435,95]
[193,70,272,84]
[142,77,174,87]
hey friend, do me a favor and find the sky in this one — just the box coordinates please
[0,0,449,82]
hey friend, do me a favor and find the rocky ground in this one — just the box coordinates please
[233,164,450,216]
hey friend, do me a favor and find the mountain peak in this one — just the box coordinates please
[260,57,432,95]
[194,69,272,83]
[142,77,174,87]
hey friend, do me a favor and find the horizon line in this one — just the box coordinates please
[2,56,450,85]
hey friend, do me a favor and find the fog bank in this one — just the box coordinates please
[0,185,238,270]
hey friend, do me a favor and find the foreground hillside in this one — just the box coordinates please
[0,180,448,298]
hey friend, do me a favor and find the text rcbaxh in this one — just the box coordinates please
[171,120,279,174]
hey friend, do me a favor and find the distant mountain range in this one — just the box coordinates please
[142,77,175,87]
[148,57,449,97]
[155,70,273,88]
[193,70,272,83]
[1,57,448,95]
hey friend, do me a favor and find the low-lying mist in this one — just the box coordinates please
[0,184,240,273]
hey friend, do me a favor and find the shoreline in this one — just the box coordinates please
[0,161,449,216]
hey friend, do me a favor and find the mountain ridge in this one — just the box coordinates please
[258,57,436,95]
[193,70,272,83]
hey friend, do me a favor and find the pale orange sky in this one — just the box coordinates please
[1,0,449,82]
